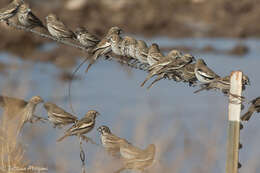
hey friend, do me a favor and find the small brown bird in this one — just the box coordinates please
[195,58,219,84]
[109,33,123,56]
[119,140,156,172]
[241,97,260,121]
[194,74,250,94]
[147,43,164,66]
[177,63,197,86]
[75,27,100,48]
[135,40,149,64]
[167,49,182,59]
[17,3,45,29]
[0,0,24,22]
[120,36,137,58]
[0,95,43,136]
[97,125,123,157]
[46,13,75,39]
[44,102,78,128]
[57,110,99,142]
[85,26,122,73]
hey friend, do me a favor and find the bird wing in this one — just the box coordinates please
[93,39,110,53]
[69,117,94,132]
[50,20,73,37]
[51,105,77,120]
[0,96,27,108]
[0,3,18,15]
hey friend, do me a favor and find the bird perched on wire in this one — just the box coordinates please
[241,97,260,121]
[194,58,220,84]
[140,53,194,88]
[194,74,250,94]
[85,26,122,73]
[147,43,165,66]
[134,40,149,64]
[0,95,44,136]
[17,3,46,29]
[43,102,78,128]
[177,63,197,86]
[120,36,137,59]
[97,125,124,157]
[118,140,156,172]
[0,0,24,23]
[75,27,100,49]
[109,33,123,56]
[46,13,75,39]
[57,110,99,142]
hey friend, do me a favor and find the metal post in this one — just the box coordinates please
[226,71,243,173]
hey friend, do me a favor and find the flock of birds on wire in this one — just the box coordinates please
[1,0,260,172]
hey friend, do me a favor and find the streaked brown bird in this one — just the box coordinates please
[120,36,137,58]
[147,43,164,66]
[0,95,43,136]
[75,27,100,48]
[43,102,78,128]
[17,3,46,29]
[195,58,219,84]
[109,33,123,56]
[194,74,250,94]
[0,0,24,22]
[46,13,75,39]
[57,110,99,142]
[97,125,123,157]
[85,26,122,73]
[241,97,260,121]
[135,40,149,64]
[119,140,156,172]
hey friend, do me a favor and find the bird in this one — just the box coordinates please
[0,95,43,136]
[167,49,182,59]
[0,0,24,22]
[46,13,75,39]
[57,110,99,142]
[135,40,149,64]
[17,3,46,29]
[119,140,156,172]
[97,125,123,157]
[43,102,78,128]
[177,63,197,86]
[147,43,164,66]
[194,58,219,84]
[241,97,260,121]
[74,27,100,48]
[120,36,137,58]
[85,26,122,73]
[194,74,250,94]
[109,33,123,56]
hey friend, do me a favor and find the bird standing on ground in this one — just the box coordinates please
[75,27,100,48]
[85,26,122,73]
[97,125,123,157]
[46,13,75,39]
[17,3,46,29]
[241,97,260,121]
[57,110,99,142]
[43,102,78,128]
[194,58,219,84]
[0,0,24,22]
[147,43,164,66]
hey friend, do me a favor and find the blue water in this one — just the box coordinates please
[1,38,260,173]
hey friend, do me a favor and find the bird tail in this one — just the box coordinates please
[85,53,97,73]
[57,134,69,142]
[241,111,254,121]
